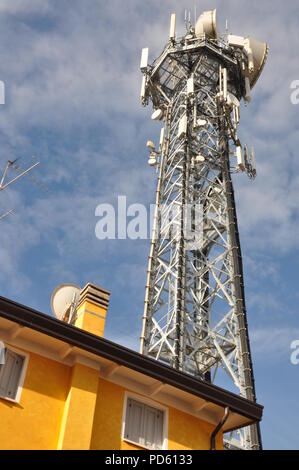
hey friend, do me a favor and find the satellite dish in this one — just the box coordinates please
[195,9,218,39]
[195,155,205,163]
[244,37,268,88]
[151,109,163,121]
[146,140,156,150]
[51,284,81,321]
[194,118,207,129]
[227,92,240,108]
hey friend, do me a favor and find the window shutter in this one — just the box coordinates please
[0,349,24,400]
[155,409,163,449]
[144,406,163,449]
[124,398,164,450]
[143,405,157,448]
[125,398,144,444]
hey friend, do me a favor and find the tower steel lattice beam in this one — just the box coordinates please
[139,9,268,450]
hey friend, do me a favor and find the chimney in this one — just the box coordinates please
[74,283,110,337]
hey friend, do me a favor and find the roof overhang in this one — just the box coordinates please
[0,295,263,433]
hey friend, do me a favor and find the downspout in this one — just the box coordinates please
[210,407,230,450]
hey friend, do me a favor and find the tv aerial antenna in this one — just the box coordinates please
[184,10,192,32]
[0,158,40,221]
[12,158,50,195]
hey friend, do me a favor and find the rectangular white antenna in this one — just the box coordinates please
[233,105,240,125]
[140,75,146,100]
[178,115,187,139]
[193,100,197,127]
[227,35,245,47]
[159,127,165,149]
[187,76,194,95]
[169,13,176,41]
[251,146,256,172]
[245,77,251,103]
[247,49,254,73]
[219,65,223,96]
[140,48,149,72]
[244,144,249,168]
[233,106,237,127]
[222,68,228,101]
[236,145,245,171]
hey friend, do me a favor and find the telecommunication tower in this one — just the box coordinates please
[139,9,268,450]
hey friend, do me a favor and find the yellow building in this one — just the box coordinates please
[0,283,263,450]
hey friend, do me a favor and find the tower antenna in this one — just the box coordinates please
[0,158,40,220]
[139,8,268,450]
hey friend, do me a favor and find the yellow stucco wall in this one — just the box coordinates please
[90,379,222,450]
[168,407,223,450]
[0,345,223,450]
[57,363,99,450]
[0,348,70,450]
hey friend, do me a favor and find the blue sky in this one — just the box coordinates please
[0,0,298,449]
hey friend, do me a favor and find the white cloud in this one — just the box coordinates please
[0,0,51,14]
[251,327,299,361]
[0,0,296,256]
[0,1,297,341]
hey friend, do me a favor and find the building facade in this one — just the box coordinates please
[0,283,263,450]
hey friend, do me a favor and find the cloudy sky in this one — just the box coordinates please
[0,0,298,449]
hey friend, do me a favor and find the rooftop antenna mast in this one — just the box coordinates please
[139,9,268,450]
[225,19,229,39]
[184,10,188,31]
[0,159,40,220]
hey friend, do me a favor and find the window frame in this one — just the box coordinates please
[121,391,168,450]
[0,343,29,404]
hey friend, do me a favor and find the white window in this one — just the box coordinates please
[0,347,27,402]
[122,395,168,450]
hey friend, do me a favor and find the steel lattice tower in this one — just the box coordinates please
[139,10,268,450]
